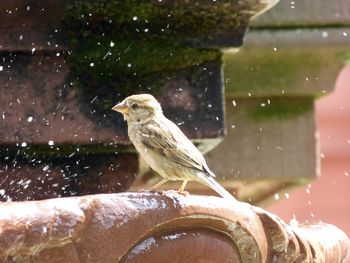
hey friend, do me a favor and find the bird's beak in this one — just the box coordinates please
[112,101,129,114]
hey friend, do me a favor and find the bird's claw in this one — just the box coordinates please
[177,190,190,197]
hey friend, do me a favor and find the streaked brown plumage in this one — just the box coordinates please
[112,94,236,201]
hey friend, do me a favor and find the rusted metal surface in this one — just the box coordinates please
[0,192,348,262]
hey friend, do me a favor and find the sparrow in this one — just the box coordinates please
[112,94,236,201]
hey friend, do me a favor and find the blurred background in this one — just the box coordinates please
[268,65,350,236]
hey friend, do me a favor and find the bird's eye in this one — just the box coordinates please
[131,103,139,111]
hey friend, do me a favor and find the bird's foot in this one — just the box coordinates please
[139,189,151,193]
[177,190,190,197]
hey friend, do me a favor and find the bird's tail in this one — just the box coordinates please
[198,173,237,203]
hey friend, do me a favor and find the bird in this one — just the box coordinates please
[112,94,236,201]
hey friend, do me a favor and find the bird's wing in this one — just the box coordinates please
[138,119,214,176]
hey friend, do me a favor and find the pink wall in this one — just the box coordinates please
[267,65,350,235]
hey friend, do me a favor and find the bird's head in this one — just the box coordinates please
[112,94,162,122]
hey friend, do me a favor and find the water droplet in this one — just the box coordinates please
[289,217,298,226]
[275,146,283,150]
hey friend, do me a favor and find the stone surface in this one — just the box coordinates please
[0,151,138,201]
[0,0,278,51]
[0,53,225,145]
[209,0,350,205]
[251,0,350,27]
[0,1,65,51]
[206,98,317,180]
[0,192,348,262]
[243,28,350,48]
[224,29,350,97]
